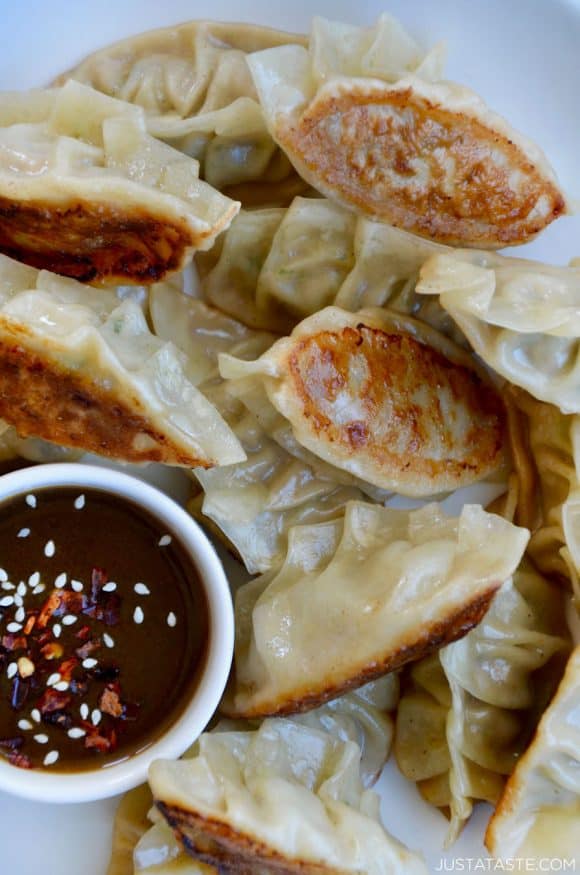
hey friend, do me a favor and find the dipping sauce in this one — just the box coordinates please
[0,487,208,771]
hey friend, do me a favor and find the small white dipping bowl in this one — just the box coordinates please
[0,463,234,803]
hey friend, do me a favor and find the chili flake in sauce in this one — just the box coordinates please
[0,488,208,770]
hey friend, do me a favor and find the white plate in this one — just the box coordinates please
[0,2,579,873]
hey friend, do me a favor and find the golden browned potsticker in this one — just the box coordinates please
[248,16,567,248]
[0,82,239,285]
[0,256,244,468]
[220,502,529,720]
[219,307,507,498]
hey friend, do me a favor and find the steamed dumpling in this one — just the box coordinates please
[0,81,239,284]
[505,389,580,584]
[485,646,580,862]
[220,306,507,497]
[417,252,580,414]
[58,20,308,206]
[248,15,567,247]
[395,561,570,844]
[198,197,464,342]
[223,501,529,718]
[150,720,428,874]
[0,255,244,466]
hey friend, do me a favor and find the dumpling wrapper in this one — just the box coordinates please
[504,388,580,585]
[0,255,244,466]
[485,645,580,862]
[58,20,308,207]
[395,561,570,844]
[150,719,427,874]
[107,679,399,873]
[0,81,239,284]
[219,306,507,497]
[248,15,567,248]
[417,252,580,414]
[198,196,466,345]
[223,500,529,718]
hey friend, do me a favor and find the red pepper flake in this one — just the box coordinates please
[1,634,27,651]
[84,733,112,753]
[8,750,32,769]
[75,639,101,660]
[36,689,72,715]
[40,642,64,661]
[57,657,78,683]
[75,624,91,642]
[23,614,36,636]
[37,590,63,629]
[99,684,123,718]
[90,567,108,602]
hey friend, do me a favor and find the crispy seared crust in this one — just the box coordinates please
[0,323,214,467]
[279,87,566,248]
[223,583,499,718]
[0,195,200,285]
[158,802,349,875]
[286,325,505,493]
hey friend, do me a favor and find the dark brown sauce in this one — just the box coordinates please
[0,487,208,771]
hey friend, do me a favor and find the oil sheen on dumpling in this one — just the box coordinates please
[417,252,580,414]
[219,306,506,497]
[395,561,570,844]
[248,15,567,247]
[58,20,308,207]
[0,81,239,284]
[0,255,244,466]
[485,646,580,862]
[223,501,529,718]
[150,720,428,874]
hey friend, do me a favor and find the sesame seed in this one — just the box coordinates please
[134,582,150,596]
[54,573,67,589]
[1,582,14,591]
[54,681,69,692]
[33,584,46,595]
[167,612,177,628]
[25,494,37,508]
[17,719,32,731]
[0,595,14,608]
[43,750,59,767]
[71,579,83,592]
[53,623,62,639]
[28,572,40,589]
[34,734,48,744]
[17,581,27,597]
[0,568,7,582]
[102,582,117,592]
[68,728,86,739]
[91,709,102,726]
[74,494,85,510]
[103,633,114,649]
[133,606,144,624]
[17,528,30,538]
[17,657,35,678]
[82,658,97,669]
[7,662,17,679]
[31,708,41,723]
[46,673,61,687]
[158,534,172,547]
[44,540,56,558]
[13,594,23,608]
[80,703,89,720]
[6,622,22,633]
[14,606,25,624]
[62,615,78,626]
